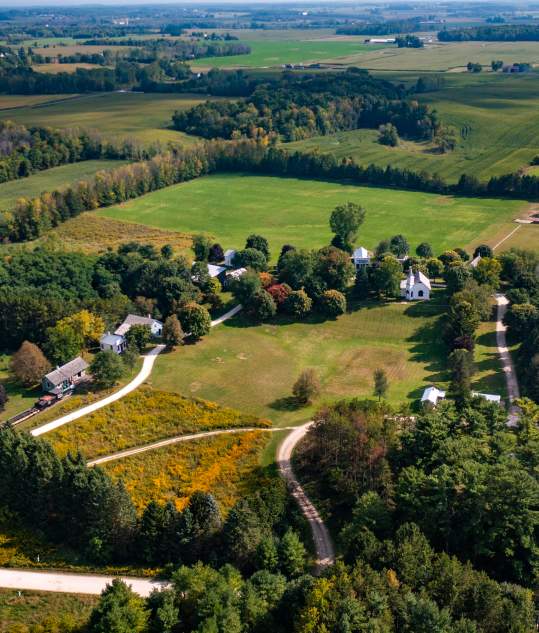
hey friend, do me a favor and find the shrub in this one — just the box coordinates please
[245,290,277,322]
[267,283,292,307]
[259,272,274,288]
[230,270,262,304]
[10,341,51,386]
[283,290,313,318]
[163,314,185,349]
[318,289,347,317]
[293,369,321,405]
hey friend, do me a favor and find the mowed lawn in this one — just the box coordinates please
[97,173,523,256]
[150,296,450,427]
[290,73,539,182]
[191,38,382,69]
[3,92,215,145]
[0,160,126,210]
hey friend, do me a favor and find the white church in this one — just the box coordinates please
[400,269,431,301]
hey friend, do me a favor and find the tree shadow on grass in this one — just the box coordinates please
[406,318,449,401]
[475,328,498,349]
[269,395,305,412]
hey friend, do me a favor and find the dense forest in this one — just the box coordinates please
[172,69,439,142]
[438,24,539,41]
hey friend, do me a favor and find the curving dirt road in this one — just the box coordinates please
[31,345,166,437]
[31,304,244,438]
[0,568,167,597]
[88,426,293,466]
[276,422,335,572]
[495,294,521,426]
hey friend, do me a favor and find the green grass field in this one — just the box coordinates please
[0,159,126,210]
[191,38,383,69]
[150,294,504,429]
[2,92,213,145]
[339,41,539,71]
[289,72,539,182]
[96,173,524,256]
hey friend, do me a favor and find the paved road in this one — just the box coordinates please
[495,294,521,426]
[31,345,166,437]
[31,305,244,438]
[276,422,335,572]
[88,426,293,466]
[0,568,168,597]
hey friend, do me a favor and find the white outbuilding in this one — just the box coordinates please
[400,269,431,301]
[99,332,127,354]
[472,392,502,404]
[421,386,446,408]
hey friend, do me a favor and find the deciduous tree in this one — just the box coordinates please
[10,340,51,386]
[293,369,321,404]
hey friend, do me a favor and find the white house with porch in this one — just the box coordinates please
[352,247,370,270]
[42,357,89,395]
[400,269,431,301]
[114,314,163,337]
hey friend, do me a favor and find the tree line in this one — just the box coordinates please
[337,19,422,35]
[5,138,539,245]
[0,120,154,185]
[438,24,539,41]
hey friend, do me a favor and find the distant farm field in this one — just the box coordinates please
[0,159,126,210]
[0,94,81,110]
[97,173,524,256]
[342,41,539,71]
[191,37,383,69]
[33,62,105,73]
[3,92,213,145]
[289,73,539,182]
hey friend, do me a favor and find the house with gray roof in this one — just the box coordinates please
[42,357,89,395]
[114,314,163,337]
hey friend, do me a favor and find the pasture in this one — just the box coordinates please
[0,159,126,210]
[340,40,539,71]
[3,92,212,145]
[96,173,524,257]
[33,62,105,73]
[191,37,383,69]
[150,294,504,429]
[290,72,539,182]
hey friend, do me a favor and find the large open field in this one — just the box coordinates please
[289,72,539,182]
[2,92,213,145]
[150,294,505,430]
[96,173,524,256]
[191,37,383,69]
[339,40,539,71]
[0,159,126,210]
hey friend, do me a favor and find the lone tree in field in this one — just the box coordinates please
[10,341,51,386]
[293,369,321,405]
[90,351,125,389]
[179,303,211,340]
[163,315,184,349]
[378,123,399,147]
[0,384,8,412]
[329,202,366,253]
[373,368,389,401]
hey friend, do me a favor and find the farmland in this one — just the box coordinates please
[2,92,213,145]
[0,159,126,210]
[102,430,269,513]
[191,37,383,69]
[97,173,524,257]
[290,72,539,182]
[47,386,270,460]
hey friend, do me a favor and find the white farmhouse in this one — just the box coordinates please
[352,246,370,270]
[115,314,163,337]
[421,386,446,408]
[400,269,431,301]
[100,332,126,355]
